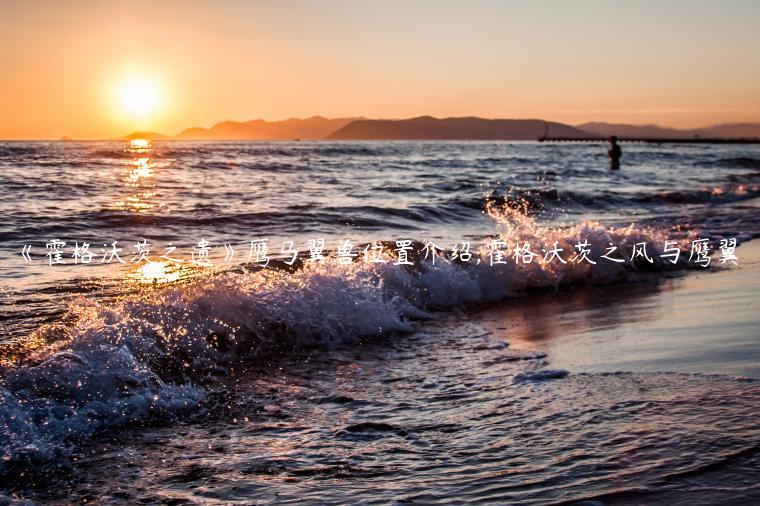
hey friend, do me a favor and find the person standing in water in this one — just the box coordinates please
[608,136,622,170]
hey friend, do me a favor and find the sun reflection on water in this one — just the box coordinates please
[126,157,154,184]
[125,260,180,284]
[113,139,161,213]
[140,260,178,283]
[124,258,222,286]
[129,138,151,150]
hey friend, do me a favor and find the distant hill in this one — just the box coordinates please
[124,116,358,141]
[577,122,688,139]
[577,121,760,139]
[174,116,359,140]
[327,116,592,140]
[694,123,760,139]
[125,131,171,141]
[124,117,760,142]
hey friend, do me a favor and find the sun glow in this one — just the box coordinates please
[129,139,151,150]
[116,76,161,119]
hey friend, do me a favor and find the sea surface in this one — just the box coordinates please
[0,140,759,503]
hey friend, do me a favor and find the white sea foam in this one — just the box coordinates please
[0,213,694,476]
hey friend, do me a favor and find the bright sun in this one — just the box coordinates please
[117,76,160,119]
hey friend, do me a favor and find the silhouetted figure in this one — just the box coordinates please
[608,136,621,170]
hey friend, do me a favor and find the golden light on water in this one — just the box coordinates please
[129,139,151,150]
[126,157,154,183]
[129,260,179,284]
[124,258,218,286]
[113,139,159,213]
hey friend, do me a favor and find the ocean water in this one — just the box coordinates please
[0,140,759,503]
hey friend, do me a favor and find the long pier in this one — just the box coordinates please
[538,137,760,144]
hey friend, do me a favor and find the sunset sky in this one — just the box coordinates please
[1,0,759,139]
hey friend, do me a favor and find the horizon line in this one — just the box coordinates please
[3,115,760,142]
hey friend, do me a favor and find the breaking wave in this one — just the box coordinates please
[0,206,719,478]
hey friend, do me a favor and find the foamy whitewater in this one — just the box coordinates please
[0,141,758,503]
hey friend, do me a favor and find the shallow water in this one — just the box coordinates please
[17,314,760,504]
[481,242,760,379]
[2,140,759,286]
[0,141,758,503]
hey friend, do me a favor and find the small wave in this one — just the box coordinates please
[485,188,621,215]
[407,156,538,169]
[701,156,760,170]
[513,369,569,382]
[0,145,39,158]
[312,145,384,157]
[89,148,135,159]
[632,185,760,205]
[488,184,759,212]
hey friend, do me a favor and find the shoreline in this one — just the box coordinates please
[478,239,760,378]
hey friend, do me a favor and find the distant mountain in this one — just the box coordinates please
[327,116,592,140]
[174,116,359,140]
[577,122,688,139]
[694,123,760,139]
[124,117,760,142]
[125,131,171,141]
[577,121,760,139]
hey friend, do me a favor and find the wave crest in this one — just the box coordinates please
[0,211,698,477]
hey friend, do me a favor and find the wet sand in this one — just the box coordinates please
[480,240,760,378]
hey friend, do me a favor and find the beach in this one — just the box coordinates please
[481,238,760,379]
[0,140,759,503]
[3,1,760,503]
[8,243,759,504]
